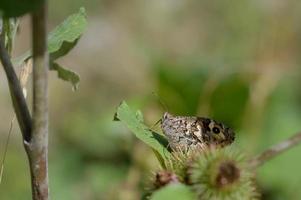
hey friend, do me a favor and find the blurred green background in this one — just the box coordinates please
[1,0,301,199]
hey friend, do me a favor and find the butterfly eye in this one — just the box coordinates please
[212,127,220,134]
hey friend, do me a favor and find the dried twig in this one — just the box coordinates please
[250,132,301,168]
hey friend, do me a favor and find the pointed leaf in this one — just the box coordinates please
[48,7,87,60]
[14,7,87,65]
[116,101,171,161]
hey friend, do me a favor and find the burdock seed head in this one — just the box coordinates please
[190,146,258,200]
[215,161,240,188]
[153,170,180,189]
[165,147,207,184]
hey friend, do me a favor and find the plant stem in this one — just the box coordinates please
[0,29,32,142]
[250,132,301,168]
[26,2,49,199]
[1,4,49,199]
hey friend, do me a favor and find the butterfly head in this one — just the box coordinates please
[203,118,235,146]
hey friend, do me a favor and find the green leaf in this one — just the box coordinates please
[116,101,171,161]
[50,62,80,90]
[0,0,43,17]
[3,19,16,54]
[13,8,87,63]
[151,184,196,200]
[48,7,87,60]
[13,7,86,89]
[135,110,144,123]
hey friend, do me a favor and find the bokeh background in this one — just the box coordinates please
[1,0,301,199]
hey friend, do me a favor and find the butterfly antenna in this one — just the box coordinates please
[150,92,169,130]
[151,92,169,112]
[149,118,162,131]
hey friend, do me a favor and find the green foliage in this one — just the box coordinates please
[2,19,18,54]
[48,7,86,89]
[151,184,196,200]
[51,62,80,90]
[0,0,43,17]
[14,7,87,90]
[48,7,87,60]
[115,101,171,163]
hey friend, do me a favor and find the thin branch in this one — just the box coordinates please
[250,132,301,168]
[0,27,32,142]
[1,55,32,186]
[0,50,32,184]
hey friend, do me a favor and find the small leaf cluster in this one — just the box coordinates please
[2,6,87,90]
[16,7,87,90]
